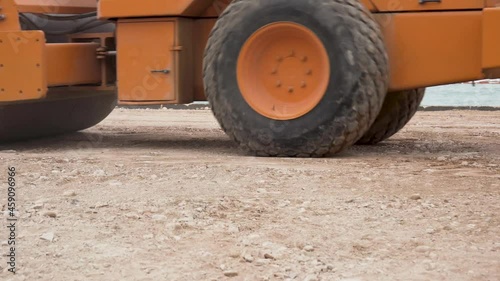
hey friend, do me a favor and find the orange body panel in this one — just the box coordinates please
[483,8,500,69]
[486,0,500,7]
[99,0,214,19]
[0,31,45,102]
[116,19,193,104]
[14,0,96,14]
[376,12,484,91]
[46,43,101,87]
[369,0,484,11]
[0,0,21,31]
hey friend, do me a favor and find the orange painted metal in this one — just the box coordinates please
[117,20,176,102]
[99,0,214,19]
[70,32,117,90]
[46,43,101,87]
[237,22,330,121]
[116,18,194,104]
[482,8,500,69]
[485,0,500,7]
[14,0,96,14]
[369,0,484,12]
[375,12,484,91]
[0,30,46,102]
[0,0,21,31]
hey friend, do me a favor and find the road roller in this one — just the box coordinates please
[0,0,499,156]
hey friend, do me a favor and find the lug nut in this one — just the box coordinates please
[302,56,308,62]
[276,81,282,88]
[288,87,294,93]
[301,81,307,88]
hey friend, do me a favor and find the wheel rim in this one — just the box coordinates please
[237,22,330,121]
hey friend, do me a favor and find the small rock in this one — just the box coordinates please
[437,156,447,161]
[228,225,239,233]
[42,211,57,218]
[264,253,275,260]
[109,180,122,187]
[426,228,436,234]
[93,169,106,177]
[152,214,167,221]
[32,203,44,210]
[415,246,432,253]
[255,259,271,266]
[304,245,315,252]
[243,254,254,263]
[410,194,422,200]
[1,241,7,246]
[40,232,55,242]
[223,270,238,277]
[443,225,452,231]
[63,191,77,197]
[304,275,318,281]
[228,251,240,259]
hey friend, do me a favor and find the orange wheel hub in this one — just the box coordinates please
[237,22,330,120]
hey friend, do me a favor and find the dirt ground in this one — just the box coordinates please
[1,109,499,281]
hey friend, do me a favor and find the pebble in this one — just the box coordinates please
[415,246,432,253]
[243,254,254,263]
[264,253,275,260]
[63,191,77,197]
[93,169,106,177]
[304,245,315,252]
[228,251,240,259]
[152,214,167,221]
[410,194,422,200]
[109,180,122,187]
[42,211,57,218]
[40,232,55,242]
[255,259,271,266]
[223,270,238,277]
[304,275,318,281]
[32,203,44,210]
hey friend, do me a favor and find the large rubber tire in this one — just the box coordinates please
[203,0,389,157]
[357,88,425,144]
[0,89,116,142]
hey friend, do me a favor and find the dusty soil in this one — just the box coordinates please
[1,109,499,281]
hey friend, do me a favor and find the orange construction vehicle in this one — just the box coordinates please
[1,0,499,156]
